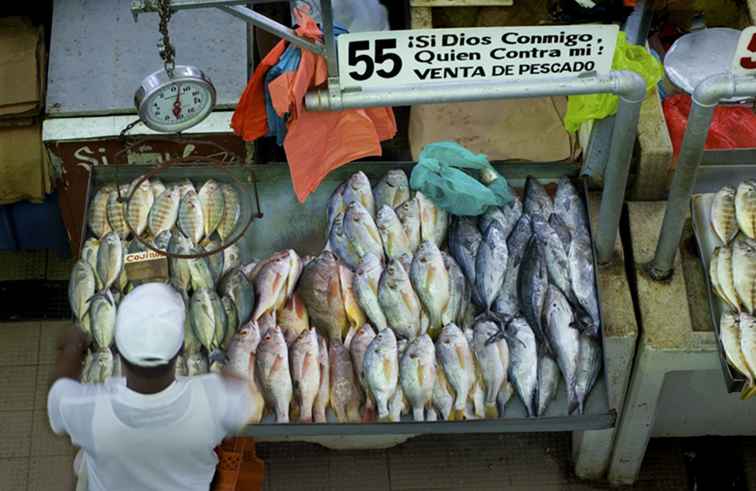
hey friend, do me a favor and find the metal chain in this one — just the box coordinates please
[157,0,176,76]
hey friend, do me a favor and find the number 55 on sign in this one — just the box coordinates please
[733,27,756,74]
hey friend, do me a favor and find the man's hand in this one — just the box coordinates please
[53,326,91,383]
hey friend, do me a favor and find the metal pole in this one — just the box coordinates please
[320,0,341,100]
[649,73,756,279]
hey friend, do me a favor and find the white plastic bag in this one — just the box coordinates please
[333,0,389,32]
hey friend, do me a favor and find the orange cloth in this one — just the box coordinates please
[231,9,396,203]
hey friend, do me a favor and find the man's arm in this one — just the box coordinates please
[53,326,89,383]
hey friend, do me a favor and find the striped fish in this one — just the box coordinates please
[217,184,240,242]
[177,178,196,198]
[178,190,204,245]
[89,185,114,239]
[107,189,130,240]
[198,180,226,239]
[148,187,181,237]
[150,179,166,201]
[96,232,123,291]
[126,179,154,238]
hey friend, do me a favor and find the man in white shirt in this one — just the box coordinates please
[48,283,253,491]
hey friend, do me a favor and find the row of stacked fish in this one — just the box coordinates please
[224,170,604,423]
[69,177,248,383]
[707,181,756,397]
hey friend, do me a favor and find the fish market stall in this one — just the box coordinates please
[68,160,616,437]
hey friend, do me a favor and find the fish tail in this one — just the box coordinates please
[449,408,465,421]
[484,404,498,419]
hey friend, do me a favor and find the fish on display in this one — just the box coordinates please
[523,176,553,218]
[253,252,293,321]
[220,296,238,349]
[349,324,377,421]
[89,349,114,384]
[174,354,188,377]
[518,237,549,349]
[736,181,756,239]
[89,185,114,238]
[400,334,436,421]
[711,185,738,245]
[532,215,573,302]
[329,212,362,269]
[553,177,589,238]
[69,260,96,326]
[363,328,399,421]
[448,216,482,288]
[441,253,467,326]
[376,205,413,261]
[201,237,224,285]
[297,251,348,342]
[217,184,241,242]
[410,241,450,337]
[223,243,241,276]
[313,334,330,423]
[536,353,560,417]
[378,258,422,340]
[97,232,123,291]
[291,328,321,423]
[353,254,389,332]
[575,334,602,414]
[436,323,476,421]
[709,247,731,310]
[186,352,209,376]
[152,230,172,253]
[475,221,509,312]
[148,187,181,238]
[178,190,204,245]
[168,232,193,293]
[344,201,384,261]
[150,179,166,201]
[277,292,309,346]
[176,178,196,198]
[471,320,509,418]
[416,191,449,247]
[226,322,265,423]
[740,313,756,398]
[505,317,538,417]
[187,248,214,291]
[429,359,454,421]
[198,179,226,239]
[89,291,116,350]
[389,339,409,422]
[568,231,601,337]
[326,182,347,236]
[493,214,532,321]
[717,245,740,312]
[190,288,225,352]
[338,264,367,336]
[183,314,203,355]
[81,239,100,286]
[395,197,422,254]
[329,339,362,423]
[107,190,130,240]
[548,214,572,254]
[374,170,410,211]
[479,196,522,239]
[256,326,293,423]
[126,179,154,238]
[720,313,755,395]
[342,171,375,218]
[544,285,580,414]
[733,237,756,314]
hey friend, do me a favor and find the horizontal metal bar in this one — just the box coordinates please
[701,148,756,166]
[220,4,324,55]
[131,0,286,15]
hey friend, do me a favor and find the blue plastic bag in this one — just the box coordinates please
[410,141,513,216]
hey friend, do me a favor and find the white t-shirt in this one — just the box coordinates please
[48,374,251,491]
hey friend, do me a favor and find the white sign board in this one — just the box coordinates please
[732,27,756,75]
[337,25,619,90]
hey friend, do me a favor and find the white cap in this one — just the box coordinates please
[115,283,186,367]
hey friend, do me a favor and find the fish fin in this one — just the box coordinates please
[484,404,498,419]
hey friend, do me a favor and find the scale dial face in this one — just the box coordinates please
[135,66,217,133]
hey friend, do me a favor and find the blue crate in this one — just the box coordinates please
[10,192,70,256]
[0,206,17,251]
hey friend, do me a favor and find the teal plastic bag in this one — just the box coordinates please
[410,141,513,216]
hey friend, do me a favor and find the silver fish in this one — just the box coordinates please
[107,191,130,240]
[471,320,508,418]
[554,177,589,239]
[374,169,410,211]
[441,253,467,326]
[344,201,384,261]
[389,339,409,422]
[190,288,225,352]
[257,326,293,423]
[430,358,454,421]
[720,313,754,389]
[733,237,756,314]
[220,295,237,349]
[544,285,580,414]
[436,323,476,421]
[518,237,548,348]
[183,314,203,355]
[329,212,362,269]
[313,333,330,423]
[376,205,412,260]
[736,181,756,239]
[493,215,532,321]
[329,339,362,422]
[150,179,166,201]
[548,214,572,254]
[448,216,482,288]
[89,185,114,239]
[475,221,509,312]
[353,254,389,332]
[291,328,321,423]
[96,232,123,291]
[416,191,448,247]
[126,179,154,237]
[410,241,451,337]
[202,238,224,285]
[532,215,573,302]
[479,197,522,239]
[717,245,740,313]
[378,258,422,340]
[148,187,180,238]
[225,323,265,423]
[343,171,375,218]
[711,185,738,245]
[505,317,538,417]
[575,334,602,415]
[187,250,214,291]
[217,184,240,242]
[536,353,560,417]
[178,190,204,245]
[569,232,601,337]
[326,182,346,235]
[523,176,553,218]
[81,238,100,286]
[396,197,422,254]
[198,179,226,239]
[89,291,116,350]
[400,334,436,421]
[168,232,193,293]
[69,260,96,322]
[223,243,241,276]
[349,323,377,421]
[740,313,756,397]
[296,251,348,342]
[363,328,399,421]
[709,247,733,311]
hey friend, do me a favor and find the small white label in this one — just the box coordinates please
[337,24,619,90]
[125,250,165,264]
[732,27,756,75]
